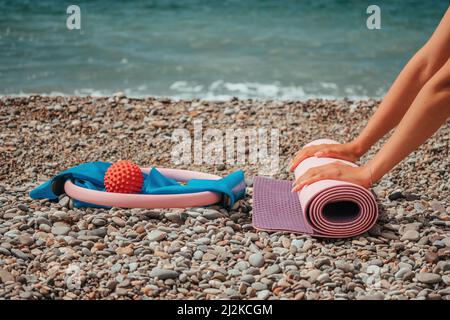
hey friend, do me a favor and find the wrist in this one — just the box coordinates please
[360,165,374,188]
[348,139,368,158]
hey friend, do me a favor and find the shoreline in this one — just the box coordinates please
[0,95,448,300]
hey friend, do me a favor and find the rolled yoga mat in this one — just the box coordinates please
[252,139,378,238]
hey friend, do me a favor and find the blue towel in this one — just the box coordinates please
[29,162,246,209]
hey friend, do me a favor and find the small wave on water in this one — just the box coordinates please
[1,81,384,101]
[169,80,380,100]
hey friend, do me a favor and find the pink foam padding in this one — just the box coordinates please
[64,167,222,209]
[252,139,378,238]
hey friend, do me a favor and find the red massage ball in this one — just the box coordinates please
[104,160,144,193]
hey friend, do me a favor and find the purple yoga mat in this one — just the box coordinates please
[252,139,378,238]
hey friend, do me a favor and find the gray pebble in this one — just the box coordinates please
[417,273,441,284]
[51,222,71,236]
[147,230,167,242]
[252,282,268,291]
[149,268,179,280]
[202,209,221,220]
[256,290,271,300]
[263,264,280,276]
[241,274,255,284]
[400,230,420,241]
[18,204,29,212]
[11,249,29,260]
[248,253,265,268]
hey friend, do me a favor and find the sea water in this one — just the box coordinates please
[0,0,448,100]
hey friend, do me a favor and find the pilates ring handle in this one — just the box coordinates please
[64,167,223,209]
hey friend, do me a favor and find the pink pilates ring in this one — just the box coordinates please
[64,167,222,209]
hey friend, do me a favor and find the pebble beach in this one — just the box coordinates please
[0,95,449,300]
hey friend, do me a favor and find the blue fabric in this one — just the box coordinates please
[29,162,246,209]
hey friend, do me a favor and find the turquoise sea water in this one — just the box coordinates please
[0,0,448,99]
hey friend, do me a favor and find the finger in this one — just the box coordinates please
[291,164,340,192]
[291,170,314,190]
[291,174,326,192]
[289,148,317,171]
[291,168,324,191]
[314,150,353,162]
[289,149,310,171]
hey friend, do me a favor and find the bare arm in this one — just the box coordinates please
[289,8,450,172]
[353,7,450,155]
[366,57,450,183]
[292,58,450,191]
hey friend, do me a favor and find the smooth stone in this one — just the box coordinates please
[202,209,221,220]
[39,224,51,233]
[204,288,221,294]
[165,212,184,224]
[251,282,268,291]
[256,290,271,300]
[298,280,312,288]
[241,275,255,284]
[388,191,404,201]
[147,230,167,242]
[424,251,439,264]
[87,228,107,238]
[402,271,415,281]
[314,257,331,268]
[335,260,354,273]
[442,237,450,247]
[307,269,321,283]
[11,249,29,260]
[0,269,14,283]
[51,222,71,236]
[400,230,420,241]
[225,288,239,297]
[303,240,313,251]
[430,200,445,213]
[249,253,265,268]
[235,261,250,271]
[395,268,410,280]
[36,217,51,226]
[18,204,29,212]
[407,194,421,202]
[112,216,126,227]
[369,259,383,267]
[263,264,281,275]
[195,237,211,245]
[129,262,138,272]
[193,250,203,260]
[0,247,11,256]
[398,262,413,270]
[92,218,106,227]
[416,273,441,284]
[202,253,217,261]
[19,291,32,299]
[317,273,330,284]
[19,234,34,246]
[291,239,304,249]
[381,231,399,240]
[357,292,385,300]
[52,211,69,221]
[435,261,450,272]
[111,264,122,273]
[149,268,179,280]
[58,196,70,208]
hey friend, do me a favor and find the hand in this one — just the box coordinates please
[289,142,364,172]
[291,162,372,192]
